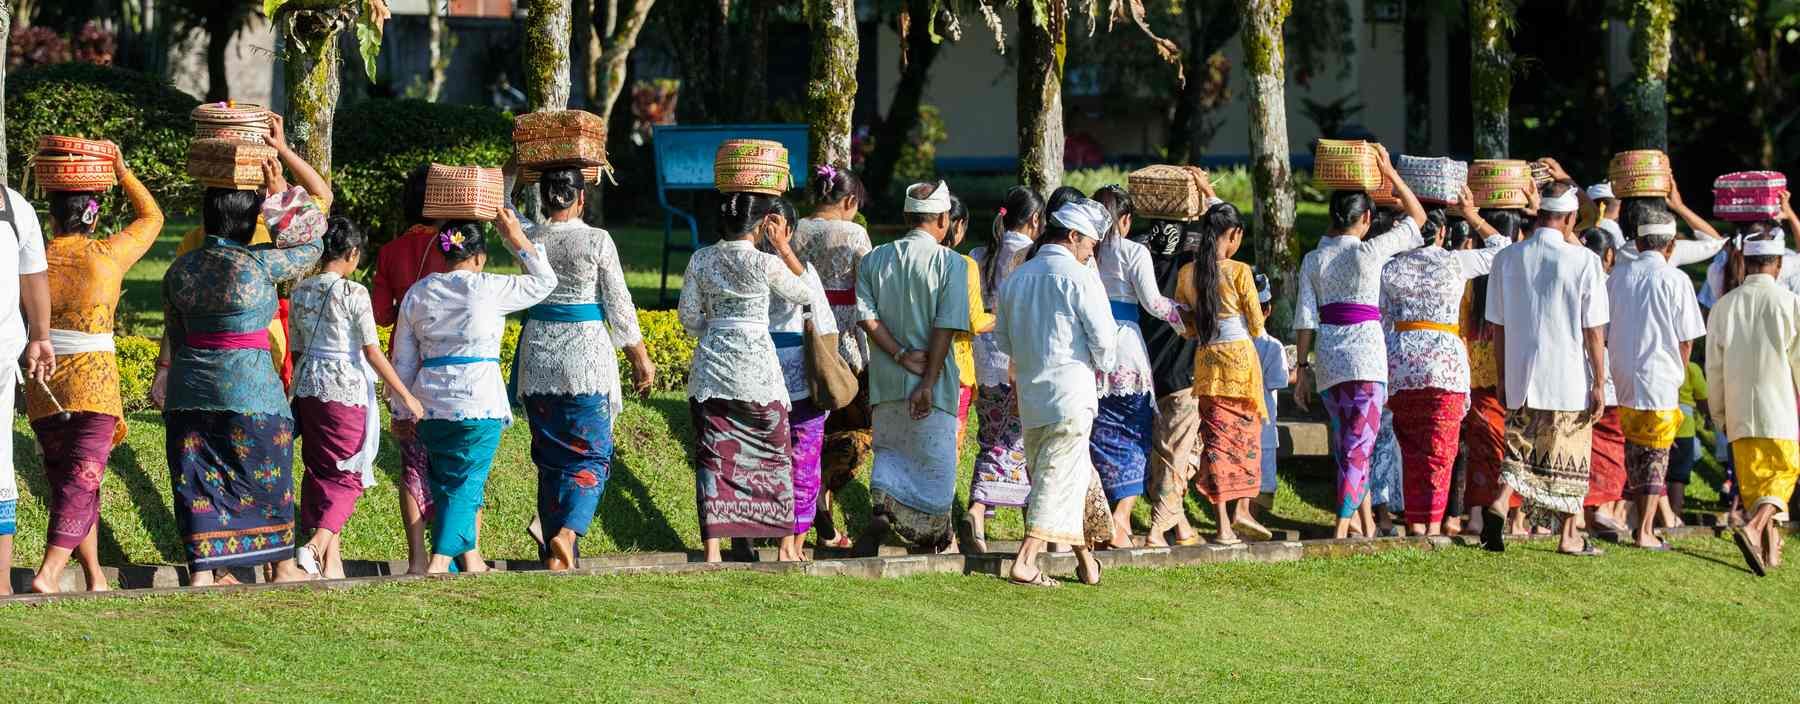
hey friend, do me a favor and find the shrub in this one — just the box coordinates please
[332,99,514,245]
[5,63,201,220]
[117,335,160,413]
[629,309,693,394]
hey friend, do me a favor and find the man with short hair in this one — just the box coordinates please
[851,181,972,555]
[997,198,1117,586]
[0,183,53,595]
[1607,209,1706,551]
[1483,180,1610,555]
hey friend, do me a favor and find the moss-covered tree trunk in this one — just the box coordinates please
[585,0,655,119]
[807,0,858,172]
[1469,0,1512,159]
[1235,0,1297,334]
[1619,0,1673,151]
[1017,0,1066,195]
[281,10,344,178]
[523,0,573,111]
[863,0,941,200]
[0,3,10,185]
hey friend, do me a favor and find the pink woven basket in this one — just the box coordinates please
[1713,171,1787,222]
[422,164,505,221]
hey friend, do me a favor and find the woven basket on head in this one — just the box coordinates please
[35,155,116,192]
[1313,139,1382,192]
[38,135,117,161]
[1469,159,1531,209]
[514,109,609,169]
[1713,171,1788,222]
[187,138,277,190]
[714,139,790,195]
[1608,150,1671,198]
[1127,165,1210,222]
[1371,174,1399,209]
[521,164,604,185]
[191,102,269,144]
[422,164,505,220]
[1395,155,1467,205]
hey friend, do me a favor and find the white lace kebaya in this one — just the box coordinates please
[513,220,644,422]
[679,239,814,407]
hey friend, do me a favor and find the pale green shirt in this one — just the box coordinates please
[855,230,972,416]
[1705,273,1800,441]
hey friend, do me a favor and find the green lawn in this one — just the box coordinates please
[2,537,1792,702]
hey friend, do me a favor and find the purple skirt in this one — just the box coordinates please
[789,398,829,535]
[295,397,369,534]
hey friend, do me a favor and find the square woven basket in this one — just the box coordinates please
[422,164,505,220]
[515,110,609,168]
[1313,139,1382,192]
[1128,164,1210,221]
[186,138,277,190]
[1713,170,1788,222]
[1395,155,1467,205]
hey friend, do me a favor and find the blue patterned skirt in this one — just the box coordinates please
[166,410,297,570]
[525,393,615,538]
[1091,392,1154,503]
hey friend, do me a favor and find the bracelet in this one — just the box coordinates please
[157,361,170,369]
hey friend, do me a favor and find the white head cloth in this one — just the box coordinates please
[1051,199,1111,241]
[1743,228,1788,257]
[1540,187,1580,213]
[902,180,952,214]
[1255,273,1272,304]
[1637,222,1678,238]
[1586,182,1614,201]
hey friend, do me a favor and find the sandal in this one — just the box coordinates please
[1232,520,1273,542]
[1558,539,1605,557]
[1480,508,1506,553]
[820,534,852,550]
[1174,534,1203,547]
[295,545,322,575]
[1732,529,1767,577]
[1008,568,1060,588]
[1076,555,1103,586]
[1213,536,1244,547]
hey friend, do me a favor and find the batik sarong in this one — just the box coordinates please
[417,418,506,557]
[400,434,433,519]
[1023,412,1098,545]
[1619,407,1680,499]
[166,410,298,569]
[690,397,796,540]
[294,397,369,535]
[972,383,1031,508]
[1462,388,1519,510]
[789,398,828,535]
[1500,407,1594,519]
[1091,392,1154,502]
[1368,409,1403,512]
[1732,437,1800,513]
[1194,395,1262,503]
[868,401,959,535]
[526,392,615,538]
[1147,389,1199,535]
[1321,381,1386,519]
[1585,407,1626,507]
[31,411,117,550]
[1391,388,1467,526]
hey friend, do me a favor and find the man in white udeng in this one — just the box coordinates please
[996,198,1116,587]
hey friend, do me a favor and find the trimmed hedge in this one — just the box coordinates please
[5,63,201,218]
[332,99,514,244]
[114,309,695,409]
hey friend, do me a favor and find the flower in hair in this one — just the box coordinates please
[998,207,1007,217]
[816,164,838,183]
[438,228,466,252]
[81,199,100,222]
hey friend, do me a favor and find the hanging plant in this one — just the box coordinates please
[264,0,390,81]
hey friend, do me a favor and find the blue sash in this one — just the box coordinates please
[1109,300,1140,324]
[770,331,804,349]
[423,355,500,368]
[524,302,605,323]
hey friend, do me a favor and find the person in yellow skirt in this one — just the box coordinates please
[1704,232,1800,576]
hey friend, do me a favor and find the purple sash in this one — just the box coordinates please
[1320,302,1380,326]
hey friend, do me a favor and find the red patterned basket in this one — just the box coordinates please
[714,139,790,195]
[187,138,277,189]
[1312,139,1382,192]
[514,110,608,168]
[1469,159,1531,209]
[1713,171,1787,222]
[1608,150,1671,198]
[35,155,115,192]
[191,102,270,144]
[37,135,117,161]
[422,164,505,220]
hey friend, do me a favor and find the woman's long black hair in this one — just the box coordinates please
[718,192,778,240]
[1092,184,1131,274]
[1189,202,1241,344]
[982,186,1044,299]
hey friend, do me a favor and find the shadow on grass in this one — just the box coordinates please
[105,440,184,563]
[597,394,693,552]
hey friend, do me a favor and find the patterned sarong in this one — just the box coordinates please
[1619,407,1680,499]
[789,398,828,535]
[1148,390,1200,534]
[31,411,118,550]
[690,397,796,540]
[166,410,298,569]
[1022,412,1097,545]
[1091,392,1154,502]
[1733,438,1800,513]
[526,393,615,538]
[971,383,1031,508]
[1321,381,1386,519]
[1462,388,1519,509]
[1585,407,1626,507]
[1369,409,1403,512]
[869,402,960,522]
[1391,388,1467,526]
[1500,407,1594,519]
[1194,395,1262,503]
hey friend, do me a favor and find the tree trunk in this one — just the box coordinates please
[1017,0,1066,195]
[737,0,771,121]
[1748,0,1780,168]
[807,0,858,172]
[282,10,343,178]
[1469,0,1512,159]
[426,0,447,101]
[204,6,234,102]
[589,0,654,119]
[863,0,941,201]
[0,3,10,185]
[1235,0,1297,334]
[523,0,573,111]
[1618,0,1673,151]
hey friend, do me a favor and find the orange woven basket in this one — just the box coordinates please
[1608,150,1671,197]
[37,135,117,160]
[35,155,116,192]
[1312,139,1382,192]
[1469,159,1532,209]
[422,164,505,220]
[514,110,608,168]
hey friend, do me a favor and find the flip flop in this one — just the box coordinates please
[1213,536,1244,547]
[1232,520,1274,542]
[1480,508,1506,553]
[294,546,321,576]
[1076,556,1103,586]
[1637,539,1672,552]
[1008,569,1060,588]
[1732,529,1767,577]
[1174,535,1203,547]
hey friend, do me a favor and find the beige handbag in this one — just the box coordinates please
[803,305,858,410]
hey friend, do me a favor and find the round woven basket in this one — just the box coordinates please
[37,135,117,160]
[1312,139,1382,192]
[191,102,269,144]
[1608,150,1670,197]
[1469,159,1531,209]
[714,139,790,195]
[35,155,116,192]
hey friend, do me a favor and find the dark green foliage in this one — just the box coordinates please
[5,63,201,218]
[331,98,513,244]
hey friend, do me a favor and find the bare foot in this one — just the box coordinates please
[29,575,58,594]
[547,535,576,572]
[214,571,241,586]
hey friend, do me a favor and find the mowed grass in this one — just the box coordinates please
[2,537,1794,702]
